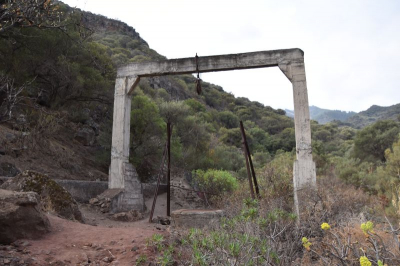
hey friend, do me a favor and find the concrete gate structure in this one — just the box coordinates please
[108,48,316,215]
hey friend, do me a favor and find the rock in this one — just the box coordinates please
[74,126,95,146]
[0,162,20,177]
[5,133,16,141]
[89,198,99,205]
[171,209,224,228]
[111,210,143,222]
[0,170,84,222]
[16,114,26,125]
[155,216,171,225]
[0,189,50,244]
[85,118,100,136]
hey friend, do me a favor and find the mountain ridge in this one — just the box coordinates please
[286,104,400,128]
[285,105,356,124]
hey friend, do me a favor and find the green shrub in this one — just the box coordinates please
[192,169,238,196]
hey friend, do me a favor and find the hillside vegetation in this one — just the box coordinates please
[1,1,400,265]
[346,103,400,128]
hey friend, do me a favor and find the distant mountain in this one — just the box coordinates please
[285,106,356,124]
[285,109,295,118]
[345,104,400,129]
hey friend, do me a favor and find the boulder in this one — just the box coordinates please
[111,210,143,222]
[0,170,84,222]
[74,126,95,146]
[0,162,20,177]
[0,189,50,244]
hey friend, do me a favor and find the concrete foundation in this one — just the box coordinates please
[111,48,316,216]
[0,176,166,205]
[171,209,224,228]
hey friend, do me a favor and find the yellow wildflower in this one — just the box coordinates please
[359,256,371,266]
[377,260,384,266]
[321,222,331,230]
[361,221,375,235]
[302,237,311,251]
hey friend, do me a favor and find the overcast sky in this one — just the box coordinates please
[63,0,400,112]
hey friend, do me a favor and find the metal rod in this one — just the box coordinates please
[149,125,174,223]
[167,122,171,216]
[240,121,260,197]
[148,142,168,223]
[240,122,255,199]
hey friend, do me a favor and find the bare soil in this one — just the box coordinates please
[0,124,108,182]
[0,172,206,265]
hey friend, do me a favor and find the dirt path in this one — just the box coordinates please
[1,214,166,265]
[0,173,206,265]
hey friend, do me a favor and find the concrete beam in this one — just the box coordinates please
[117,48,304,78]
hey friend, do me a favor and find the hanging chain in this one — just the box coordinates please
[195,53,202,95]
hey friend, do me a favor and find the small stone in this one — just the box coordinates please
[22,248,30,254]
[131,246,139,251]
[3,259,11,264]
[102,257,114,263]
[20,241,30,247]
[89,198,99,205]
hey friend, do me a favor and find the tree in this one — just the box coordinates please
[0,0,62,35]
[0,73,26,122]
[218,111,239,129]
[353,120,399,162]
[385,135,400,180]
[159,100,189,124]
[129,93,165,179]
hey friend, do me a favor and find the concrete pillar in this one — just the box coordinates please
[279,58,316,217]
[107,76,145,212]
[109,77,131,189]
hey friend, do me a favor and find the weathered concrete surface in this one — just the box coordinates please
[117,49,304,78]
[1,176,165,203]
[56,180,108,203]
[278,57,317,217]
[0,189,50,244]
[99,164,145,213]
[111,48,316,214]
[171,209,224,228]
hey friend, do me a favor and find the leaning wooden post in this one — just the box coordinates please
[148,142,168,223]
[240,122,255,199]
[167,122,171,216]
[240,121,260,197]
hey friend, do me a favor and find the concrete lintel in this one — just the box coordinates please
[117,48,304,78]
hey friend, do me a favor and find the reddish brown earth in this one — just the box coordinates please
[1,213,167,266]
[0,173,205,266]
